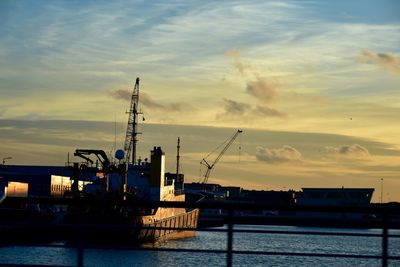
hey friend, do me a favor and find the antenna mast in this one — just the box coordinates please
[176,137,180,177]
[124,77,141,165]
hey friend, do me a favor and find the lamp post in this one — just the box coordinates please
[2,157,12,165]
[380,178,383,204]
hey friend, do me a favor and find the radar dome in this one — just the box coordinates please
[115,149,125,160]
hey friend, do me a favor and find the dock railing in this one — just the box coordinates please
[0,199,399,267]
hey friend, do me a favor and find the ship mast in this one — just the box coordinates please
[124,77,141,165]
[176,137,180,177]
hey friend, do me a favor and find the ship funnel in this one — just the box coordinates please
[149,146,165,201]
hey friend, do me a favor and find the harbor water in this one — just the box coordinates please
[0,225,399,267]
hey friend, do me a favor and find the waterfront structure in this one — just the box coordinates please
[295,187,374,220]
[296,188,374,206]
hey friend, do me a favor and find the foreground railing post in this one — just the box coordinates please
[381,211,388,267]
[227,208,233,267]
[77,245,84,267]
[76,199,84,267]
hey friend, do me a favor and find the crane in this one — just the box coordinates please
[124,77,142,165]
[74,149,110,171]
[200,129,242,185]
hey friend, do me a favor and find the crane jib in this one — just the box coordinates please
[201,129,242,185]
[124,77,141,165]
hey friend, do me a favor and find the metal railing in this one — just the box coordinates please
[0,199,399,267]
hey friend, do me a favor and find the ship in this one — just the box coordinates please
[295,187,375,220]
[296,187,374,207]
[0,77,198,244]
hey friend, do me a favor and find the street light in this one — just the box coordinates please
[380,178,384,204]
[2,157,12,165]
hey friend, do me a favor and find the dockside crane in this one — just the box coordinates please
[124,77,143,165]
[200,129,243,185]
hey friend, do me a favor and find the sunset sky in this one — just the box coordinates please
[1,1,400,202]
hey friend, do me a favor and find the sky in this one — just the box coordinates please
[1,0,400,202]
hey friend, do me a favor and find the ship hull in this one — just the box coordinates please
[0,198,199,245]
[65,209,199,246]
[138,208,199,243]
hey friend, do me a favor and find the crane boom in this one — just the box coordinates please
[124,77,140,165]
[201,129,242,185]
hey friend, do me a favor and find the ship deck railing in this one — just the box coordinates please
[0,198,399,267]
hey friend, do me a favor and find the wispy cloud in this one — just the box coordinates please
[256,145,302,163]
[220,98,250,115]
[108,89,131,100]
[140,92,194,112]
[223,49,285,120]
[254,106,287,117]
[217,98,286,120]
[357,49,400,74]
[225,49,247,76]
[108,89,193,112]
[0,108,7,118]
[246,76,279,104]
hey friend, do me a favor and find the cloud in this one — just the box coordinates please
[338,144,370,157]
[108,89,132,100]
[222,49,285,120]
[140,92,168,110]
[217,99,286,120]
[225,49,280,104]
[327,144,371,158]
[254,105,287,117]
[0,108,7,118]
[256,145,302,163]
[246,76,279,103]
[108,90,192,112]
[141,92,193,112]
[357,49,400,74]
[216,98,250,120]
[225,49,284,119]
[226,49,247,76]
[221,98,250,114]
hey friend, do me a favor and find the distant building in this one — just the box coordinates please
[234,189,295,206]
[295,188,375,219]
[184,182,222,194]
[220,186,242,198]
[296,188,374,206]
[0,165,95,197]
